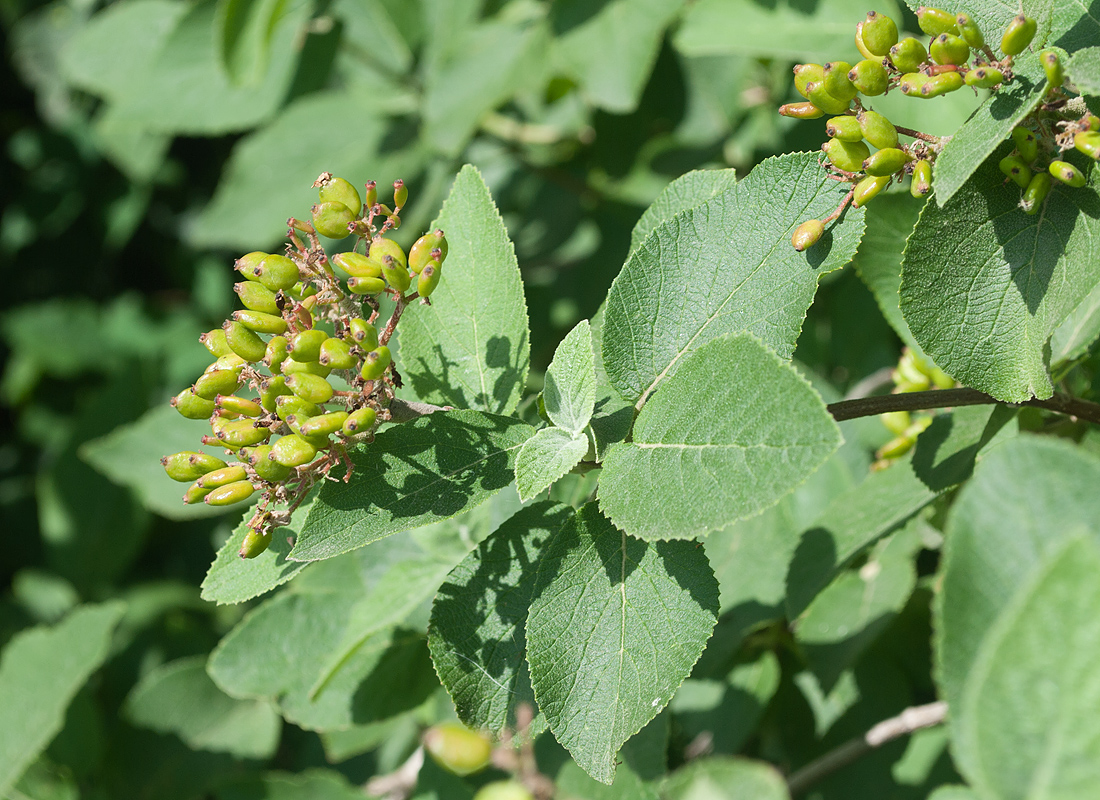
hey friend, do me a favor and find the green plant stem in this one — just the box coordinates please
[827,388,1100,426]
[786,701,947,796]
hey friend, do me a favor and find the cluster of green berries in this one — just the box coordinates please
[875,348,954,469]
[999,110,1100,214]
[783,8,1042,251]
[161,174,449,558]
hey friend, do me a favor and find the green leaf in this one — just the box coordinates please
[589,303,634,462]
[200,503,311,605]
[544,319,597,434]
[398,165,530,416]
[931,53,1047,207]
[290,410,533,561]
[0,602,124,795]
[214,769,368,799]
[599,334,841,541]
[928,787,980,800]
[515,428,589,502]
[1048,5,1100,51]
[902,149,1100,401]
[676,0,900,62]
[661,756,790,800]
[602,152,865,407]
[79,404,237,520]
[428,502,574,730]
[214,0,286,85]
[786,404,1017,617]
[1067,46,1100,95]
[629,168,738,258]
[954,536,1100,800]
[550,0,683,114]
[935,435,1100,736]
[124,656,280,759]
[526,503,719,784]
[554,758,660,800]
[1050,279,1100,364]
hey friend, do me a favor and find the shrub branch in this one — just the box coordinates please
[827,388,1100,426]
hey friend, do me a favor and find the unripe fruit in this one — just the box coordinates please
[418,263,441,298]
[779,101,824,120]
[805,81,851,115]
[312,201,356,239]
[791,219,825,252]
[1075,131,1100,160]
[878,434,915,460]
[233,310,288,335]
[264,335,289,372]
[423,722,493,776]
[863,148,912,176]
[369,237,408,273]
[882,410,911,437]
[858,110,898,150]
[999,155,1033,188]
[911,160,933,197]
[379,254,411,294]
[861,11,898,56]
[343,407,377,435]
[183,481,213,504]
[317,175,362,216]
[409,229,447,273]
[364,180,378,209]
[955,13,985,48]
[235,251,268,280]
[207,353,247,374]
[201,329,232,357]
[332,252,384,278]
[964,67,1005,88]
[824,138,871,172]
[1021,172,1052,214]
[917,6,958,37]
[347,276,387,295]
[239,528,272,559]
[216,395,263,417]
[194,369,242,401]
[285,372,335,404]
[1087,115,1100,132]
[823,61,858,101]
[360,346,392,381]
[299,411,349,437]
[235,281,279,314]
[930,33,970,66]
[1012,127,1039,162]
[318,337,357,369]
[826,115,863,142]
[889,38,927,73]
[853,22,876,60]
[214,419,270,447]
[223,320,268,363]
[1040,50,1064,87]
[473,781,534,800]
[286,281,317,302]
[270,434,318,467]
[162,452,222,482]
[254,254,300,292]
[1001,15,1036,56]
[848,59,888,96]
[793,63,825,98]
[289,329,328,362]
[280,357,331,377]
[196,464,249,488]
[1049,160,1087,188]
[190,452,230,474]
[899,72,929,96]
[276,395,324,421]
[205,480,255,506]
[348,318,379,350]
[247,445,293,482]
[920,72,964,98]
[393,179,408,208]
[853,174,891,207]
[173,389,217,419]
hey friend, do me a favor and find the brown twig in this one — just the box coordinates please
[826,388,1100,426]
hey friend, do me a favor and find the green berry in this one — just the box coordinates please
[246,445,293,482]
[417,263,441,298]
[204,480,255,507]
[275,395,324,421]
[899,72,929,96]
[215,394,263,417]
[196,464,249,489]
[173,388,216,419]
[194,369,242,401]
[861,12,898,56]
[200,329,232,357]
[285,372,335,404]
[889,38,927,73]
[1012,127,1039,162]
[280,357,331,377]
[910,160,933,197]
[393,179,408,208]
[793,64,825,98]
[348,318,379,350]
[223,320,267,362]
[317,175,362,216]
[423,722,492,777]
[1040,50,1064,87]
[1001,15,1036,56]
[853,174,891,207]
[312,201,356,239]
[863,148,912,176]
[930,33,970,66]
[1074,131,1100,160]
[999,155,1033,189]
[858,110,899,150]
[473,781,534,800]
[1087,115,1100,132]
[379,254,411,294]
[232,310,287,335]
[369,237,408,273]
[234,251,268,281]
[234,281,280,314]
[824,138,870,173]
[848,59,888,96]
[299,411,349,437]
[964,67,1005,88]
[805,81,851,115]
[332,251,383,278]
[364,180,377,209]
[213,418,270,448]
[238,528,272,559]
[343,407,377,435]
[252,254,299,292]
[823,61,858,101]
[1049,160,1087,188]
[270,434,318,467]
[161,452,218,482]
[409,229,447,274]
[917,6,958,37]
[359,346,392,381]
[259,375,292,412]
[853,21,876,60]
[1021,172,1052,214]
[183,481,213,504]
[826,116,864,142]
[791,219,825,252]
[318,337,357,370]
[919,72,964,98]
[347,276,387,295]
[778,101,824,120]
[264,335,289,372]
[288,329,328,362]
